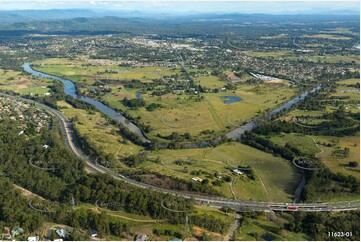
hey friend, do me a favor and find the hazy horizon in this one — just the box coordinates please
[0,1,359,15]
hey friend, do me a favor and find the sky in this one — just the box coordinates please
[0,0,359,14]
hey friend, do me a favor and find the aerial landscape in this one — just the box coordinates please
[0,0,359,241]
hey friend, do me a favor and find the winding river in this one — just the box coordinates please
[23,62,150,143]
[226,84,321,140]
[23,62,322,199]
[23,62,321,145]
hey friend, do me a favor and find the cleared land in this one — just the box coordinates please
[32,58,297,140]
[303,34,352,40]
[312,135,360,179]
[33,58,181,84]
[142,142,300,202]
[57,100,143,159]
[101,82,296,138]
[0,69,52,95]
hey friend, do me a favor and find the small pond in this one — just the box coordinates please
[220,95,242,104]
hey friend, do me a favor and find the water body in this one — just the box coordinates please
[23,62,150,143]
[226,84,322,140]
[24,62,321,147]
[293,174,306,203]
[135,93,142,99]
[220,95,242,104]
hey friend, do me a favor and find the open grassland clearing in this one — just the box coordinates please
[321,27,359,35]
[31,58,297,140]
[102,82,296,139]
[143,142,299,202]
[334,79,359,96]
[323,55,360,64]
[104,86,140,100]
[303,34,352,40]
[57,101,142,159]
[0,68,52,95]
[33,57,85,65]
[311,135,360,179]
[195,205,235,223]
[194,75,226,89]
[329,78,360,112]
[267,133,321,156]
[33,58,181,84]
[333,85,359,100]
[102,91,223,137]
[245,51,292,58]
[287,109,324,117]
[337,78,360,85]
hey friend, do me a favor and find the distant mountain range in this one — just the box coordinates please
[0,8,359,25]
[0,9,159,24]
[0,10,359,36]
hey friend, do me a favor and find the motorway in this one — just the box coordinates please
[0,92,359,213]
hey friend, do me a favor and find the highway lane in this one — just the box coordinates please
[0,92,359,213]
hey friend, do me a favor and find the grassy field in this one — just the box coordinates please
[0,68,52,95]
[194,75,226,89]
[32,58,301,202]
[32,58,181,84]
[245,51,292,58]
[31,58,297,139]
[288,109,324,117]
[268,133,322,156]
[57,101,143,160]
[268,132,360,179]
[321,27,359,36]
[311,135,360,179]
[142,142,300,202]
[101,82,296,139]
[275,75,359,181]
[303,34,352,40]
[337,78,360,85]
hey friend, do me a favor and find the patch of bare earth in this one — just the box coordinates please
[14,78,31,85]
[14,184,45,200]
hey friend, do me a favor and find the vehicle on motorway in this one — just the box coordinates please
[287,206,299,211]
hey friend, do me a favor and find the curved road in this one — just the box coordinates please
[0,92,359,213]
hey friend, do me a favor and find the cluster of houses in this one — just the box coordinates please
[0,97,49,133]
[1,227,182,241]
[0,226,25,241]
[88,58,178,68]
[0,227,98,241]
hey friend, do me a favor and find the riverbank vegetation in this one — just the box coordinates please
[0,12,359,240]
